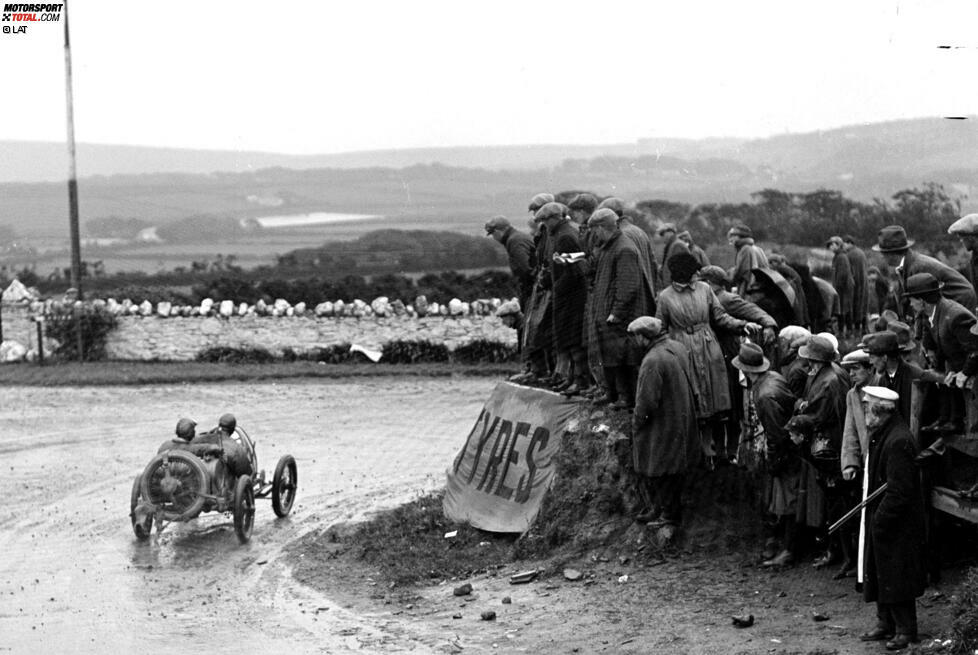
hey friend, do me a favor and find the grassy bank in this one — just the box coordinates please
[0,360,517,386]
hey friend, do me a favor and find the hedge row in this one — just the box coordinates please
[194,339,518,365]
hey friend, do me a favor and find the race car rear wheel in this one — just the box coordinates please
[130,474,153,540]
[233,474,255,543]
[271,454,297,518]
[140,450,209,521]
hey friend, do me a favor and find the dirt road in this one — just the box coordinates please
[0,377,496,654]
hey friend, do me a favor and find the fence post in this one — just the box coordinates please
[74,305,84,362]
[35,317,44,365]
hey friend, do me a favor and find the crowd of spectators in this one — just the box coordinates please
[486,196,978,651]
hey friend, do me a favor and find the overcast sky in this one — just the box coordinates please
[1,0,976,154]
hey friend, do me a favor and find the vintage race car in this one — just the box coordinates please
[130,424,297,543]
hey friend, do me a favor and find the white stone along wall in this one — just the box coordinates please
[1,304,517,362]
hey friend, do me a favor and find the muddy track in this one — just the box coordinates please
[0,378,495,653]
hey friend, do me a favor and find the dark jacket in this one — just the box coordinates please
[889,249,978,316]
[620,220,659,292]
[751,370,796,471]
[831,251,855,317]
[772,262,810,327]
[863,414,926,604]
[632,336,701,476]
[715,289,777,360]
[873,360,944,423]
[546,220,587,350]
[921,297,978,374]
[797,362,850,454]
[589,230,656,367]
[499,226,535,308]
[846,245,869,321]
[660,235,687,288]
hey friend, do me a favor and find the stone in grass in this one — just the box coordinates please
[453,583,473,597]
[731,614,754,628]
[563,568,583,582]
[501,597,512,605]
[481,610,496,621]
[812,611,830,622]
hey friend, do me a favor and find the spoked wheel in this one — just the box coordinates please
[140,450,209,521]
[272,454,297,518]
[233,474,255,543]
[130,474,153,540]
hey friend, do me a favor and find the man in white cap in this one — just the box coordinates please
[628,316,699,542]
[857,386,925,651]
[948,213,978,293]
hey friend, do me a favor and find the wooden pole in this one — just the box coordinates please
[63,0,83,301]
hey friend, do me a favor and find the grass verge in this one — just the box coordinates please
[0,361,517,386]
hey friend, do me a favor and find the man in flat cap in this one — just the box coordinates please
[843,235,870,333]
[485,216,535,328]
[587,208,656,410]
[535,202,589,394]
[948,213,978,289]
[512,193,557,384]
[628,316,699,542]
[857,386,925,651]
[904,272,978,433]
[598,197,659,292]
[827,236,855,337]
[728,224,769,296]
[875,224,977,317]
[865,329,943,424]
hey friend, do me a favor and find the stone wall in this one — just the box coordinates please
[0,303,517,361]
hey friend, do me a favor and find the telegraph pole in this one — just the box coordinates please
[63,0,83,299]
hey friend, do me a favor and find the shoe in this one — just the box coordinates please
[508,371,533,383]
[761,537,778,561]
[832,563,857,580]
[921,420,943,433]
[884,634,918,651]
[592,395,614,406]
[611,400,633,411]
[859,627,895,642]
[812,552,839,569]
[761,549,794,568]
[634,507,662,524]
[561,384,586,397]
[551,380,570,392]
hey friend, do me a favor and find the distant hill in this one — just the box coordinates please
[1,116,975,252]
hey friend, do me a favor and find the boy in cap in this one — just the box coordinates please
[732,342,797,567]
[857,386,925,651]
[485,215,535,321]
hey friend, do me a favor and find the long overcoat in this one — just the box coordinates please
[863,415,926,605]
[546,220,587,350]
[831,251,855,318]
[499,226,535,310]
[589,230,656,367]
[632,336,701,477]
[846,245,869,323]
[731,238,769,294]
[620,220,659,292]
[656,281,746,418]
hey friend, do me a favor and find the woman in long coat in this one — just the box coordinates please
[656,252,756,459]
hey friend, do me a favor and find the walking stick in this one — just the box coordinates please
[828,482,888,534]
